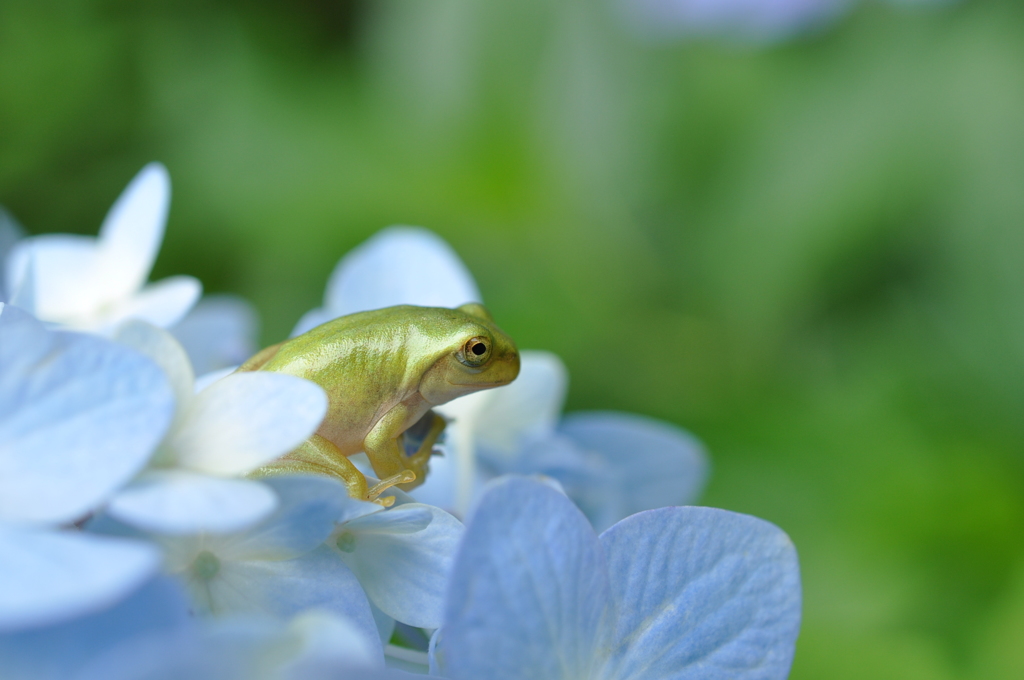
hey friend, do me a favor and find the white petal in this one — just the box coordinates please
[99,275,202,332]
[170,294,259,375]
[169,372,327,475]
[193,366,236,393]
[0,307,175,525]
[324,226,481,316]
[5,234,103,323]
[560,411,709,532]
[291,307,333,337]
[598,507,802,680]
[95,163,170,303]
[339,504,463,629]
[0,527,160,632]
[433,389,494,513]
[115,320,195,414]
[474,350,568,460]
[437,477,611,679]
[106,471,277,535]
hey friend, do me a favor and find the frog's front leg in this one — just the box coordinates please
[364,402,429,491]
[398,411,446,491]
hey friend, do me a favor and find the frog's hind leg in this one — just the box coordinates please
[249,434,408,507]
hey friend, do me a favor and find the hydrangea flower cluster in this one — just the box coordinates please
[1,165,802,679]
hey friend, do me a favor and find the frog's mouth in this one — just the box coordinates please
[445,378,510,389]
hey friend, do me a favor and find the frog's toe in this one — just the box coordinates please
[365,470,416,502]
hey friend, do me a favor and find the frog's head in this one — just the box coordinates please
[419,303,520,405]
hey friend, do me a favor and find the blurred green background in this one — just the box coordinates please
[3,0,1024,677]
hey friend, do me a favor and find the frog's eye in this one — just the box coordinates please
[458,336,491,367]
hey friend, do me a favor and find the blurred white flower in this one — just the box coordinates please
[0,302,174,631]
[292,225,480,337]
[106,321,328,534]
[327,490,464,630]
[170,294,259,376]
[4,164,201,333]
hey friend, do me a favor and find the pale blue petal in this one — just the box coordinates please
[340,504,463,628]
[0,306,175,524]
[369,602,397,645]
[170,294,259,375]
[560,411,710,532]
[75,611,380,680]
[324,226,481,316]
[0,527,161,633]
[169,372,327,475]
[107,471,277,535]
[336,494,386,525]
[597,507,802,680]
[196,545,382,658]
[281,610,383,676]
[0,577,191,680]
[439,476,612,680]
[343,503,433,535]
[219,475,352,561]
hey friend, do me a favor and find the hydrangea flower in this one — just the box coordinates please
[89,476,381,649]
[0,302,174,631]
[105,321,328,535]
[447,350,709,531]
[431,476,802,680]
[4,164,201,333]
[327,490,464,631]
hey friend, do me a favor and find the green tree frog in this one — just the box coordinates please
[239,303,519,505]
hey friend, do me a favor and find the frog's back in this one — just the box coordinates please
[243,305,476,453]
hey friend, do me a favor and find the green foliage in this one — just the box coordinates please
[3,1,1024,677]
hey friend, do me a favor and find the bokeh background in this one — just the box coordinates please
[3,0,1023,677]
